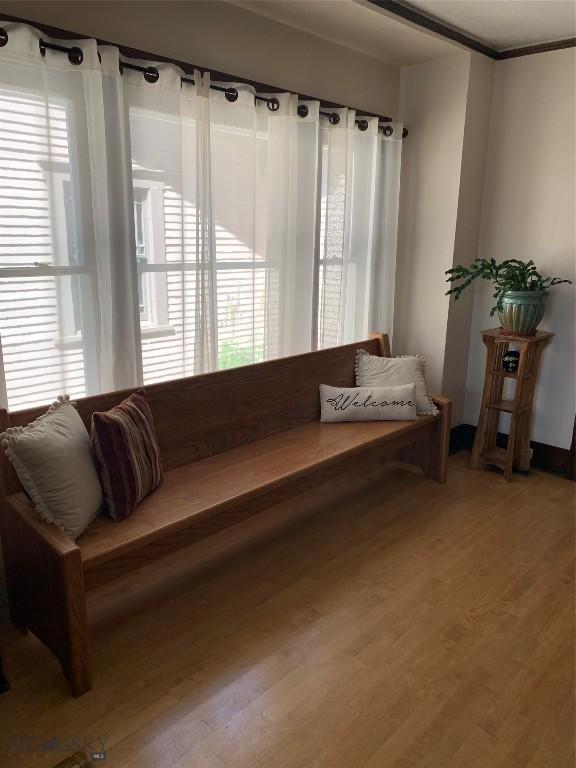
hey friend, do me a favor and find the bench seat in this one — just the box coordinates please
[77,415,439,568]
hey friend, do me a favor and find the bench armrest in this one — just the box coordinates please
[0,492,79,628]
[1,491,91,694]
[432,394,452,412]
[8,492,79,558]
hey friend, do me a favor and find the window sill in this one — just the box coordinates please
[54,325,176,350]
[141,324,176,340]
[53,335,83,351]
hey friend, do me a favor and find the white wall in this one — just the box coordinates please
[442,54,495,423]
[0,0,399,117]
[394,53,471,393]
[396,47,575,448]
[463,49,576,449]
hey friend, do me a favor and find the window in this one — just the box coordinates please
[317,141,347,350]
[211,122,270,369]
[53,177,172,347]
[132,180,171,335]
[128,106,272,384]
[0,87,97,409]
[134,194,148,315]
[129,107,200,384]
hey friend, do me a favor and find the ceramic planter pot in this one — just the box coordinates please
[497,291,545,336]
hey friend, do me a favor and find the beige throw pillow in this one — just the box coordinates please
[320,384,417,422]
[0,397,103,540]
[355,350,438,416]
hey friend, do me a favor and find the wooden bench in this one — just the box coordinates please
[0,334,451,696]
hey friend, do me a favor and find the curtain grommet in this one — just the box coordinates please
[383,125,394,137]
[357,119,369,132]
[143,66,159,84]
[0,28,8,47]
[39,39,84,65]
[320,110,341,125]
[267,97,280,112]
[225,87,239,103]
[68,47,84,66]
[297,104,308,118]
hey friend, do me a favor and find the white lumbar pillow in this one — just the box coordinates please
[1,397,102,540]
[320,384,417,422]
[355,350,438,416]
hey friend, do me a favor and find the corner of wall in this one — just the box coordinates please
[394,52,482,395]
[441,53,495,424]
[461,48,576,448]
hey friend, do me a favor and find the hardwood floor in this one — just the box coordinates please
[0,453,574,768]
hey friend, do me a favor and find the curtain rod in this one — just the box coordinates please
[0,23,408,138]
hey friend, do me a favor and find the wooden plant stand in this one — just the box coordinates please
[470,328,553,481]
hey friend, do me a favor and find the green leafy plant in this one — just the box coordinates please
[445,258,572,316]
[218,340,263,370]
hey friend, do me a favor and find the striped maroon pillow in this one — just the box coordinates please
[91,390,162,521]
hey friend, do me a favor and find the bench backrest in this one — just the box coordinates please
[0,334,389,494]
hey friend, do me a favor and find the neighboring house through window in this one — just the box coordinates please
[132,176,171,336]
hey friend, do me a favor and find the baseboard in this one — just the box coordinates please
[450,423,576,480]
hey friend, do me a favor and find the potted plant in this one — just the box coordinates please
[445,258,572,336]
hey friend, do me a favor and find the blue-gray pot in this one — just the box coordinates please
[497,291,545,336]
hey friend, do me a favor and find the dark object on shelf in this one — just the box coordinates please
[502,350,520,373]
[0,649,9,693]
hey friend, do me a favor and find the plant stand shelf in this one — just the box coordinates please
[470,328,553,482]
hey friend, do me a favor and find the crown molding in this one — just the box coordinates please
[368,0,576,61]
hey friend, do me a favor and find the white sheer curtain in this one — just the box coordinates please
[0,23,137,409]
[264,96,320,358]
[121,58,215,382]
[123,69,322,381]
[317,110,403,349]
[370,125,403,344]
[0,22,402,409]
[99,46,143,391]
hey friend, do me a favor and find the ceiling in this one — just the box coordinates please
[230,0,462,65]
[401,0,576,51]
[229,0,575,63]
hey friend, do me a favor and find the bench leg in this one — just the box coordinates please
[59,550,92,697]
[17,519,92,696]
[396,396,452,483]
[0,506,29,633]
[423,396,451,483]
